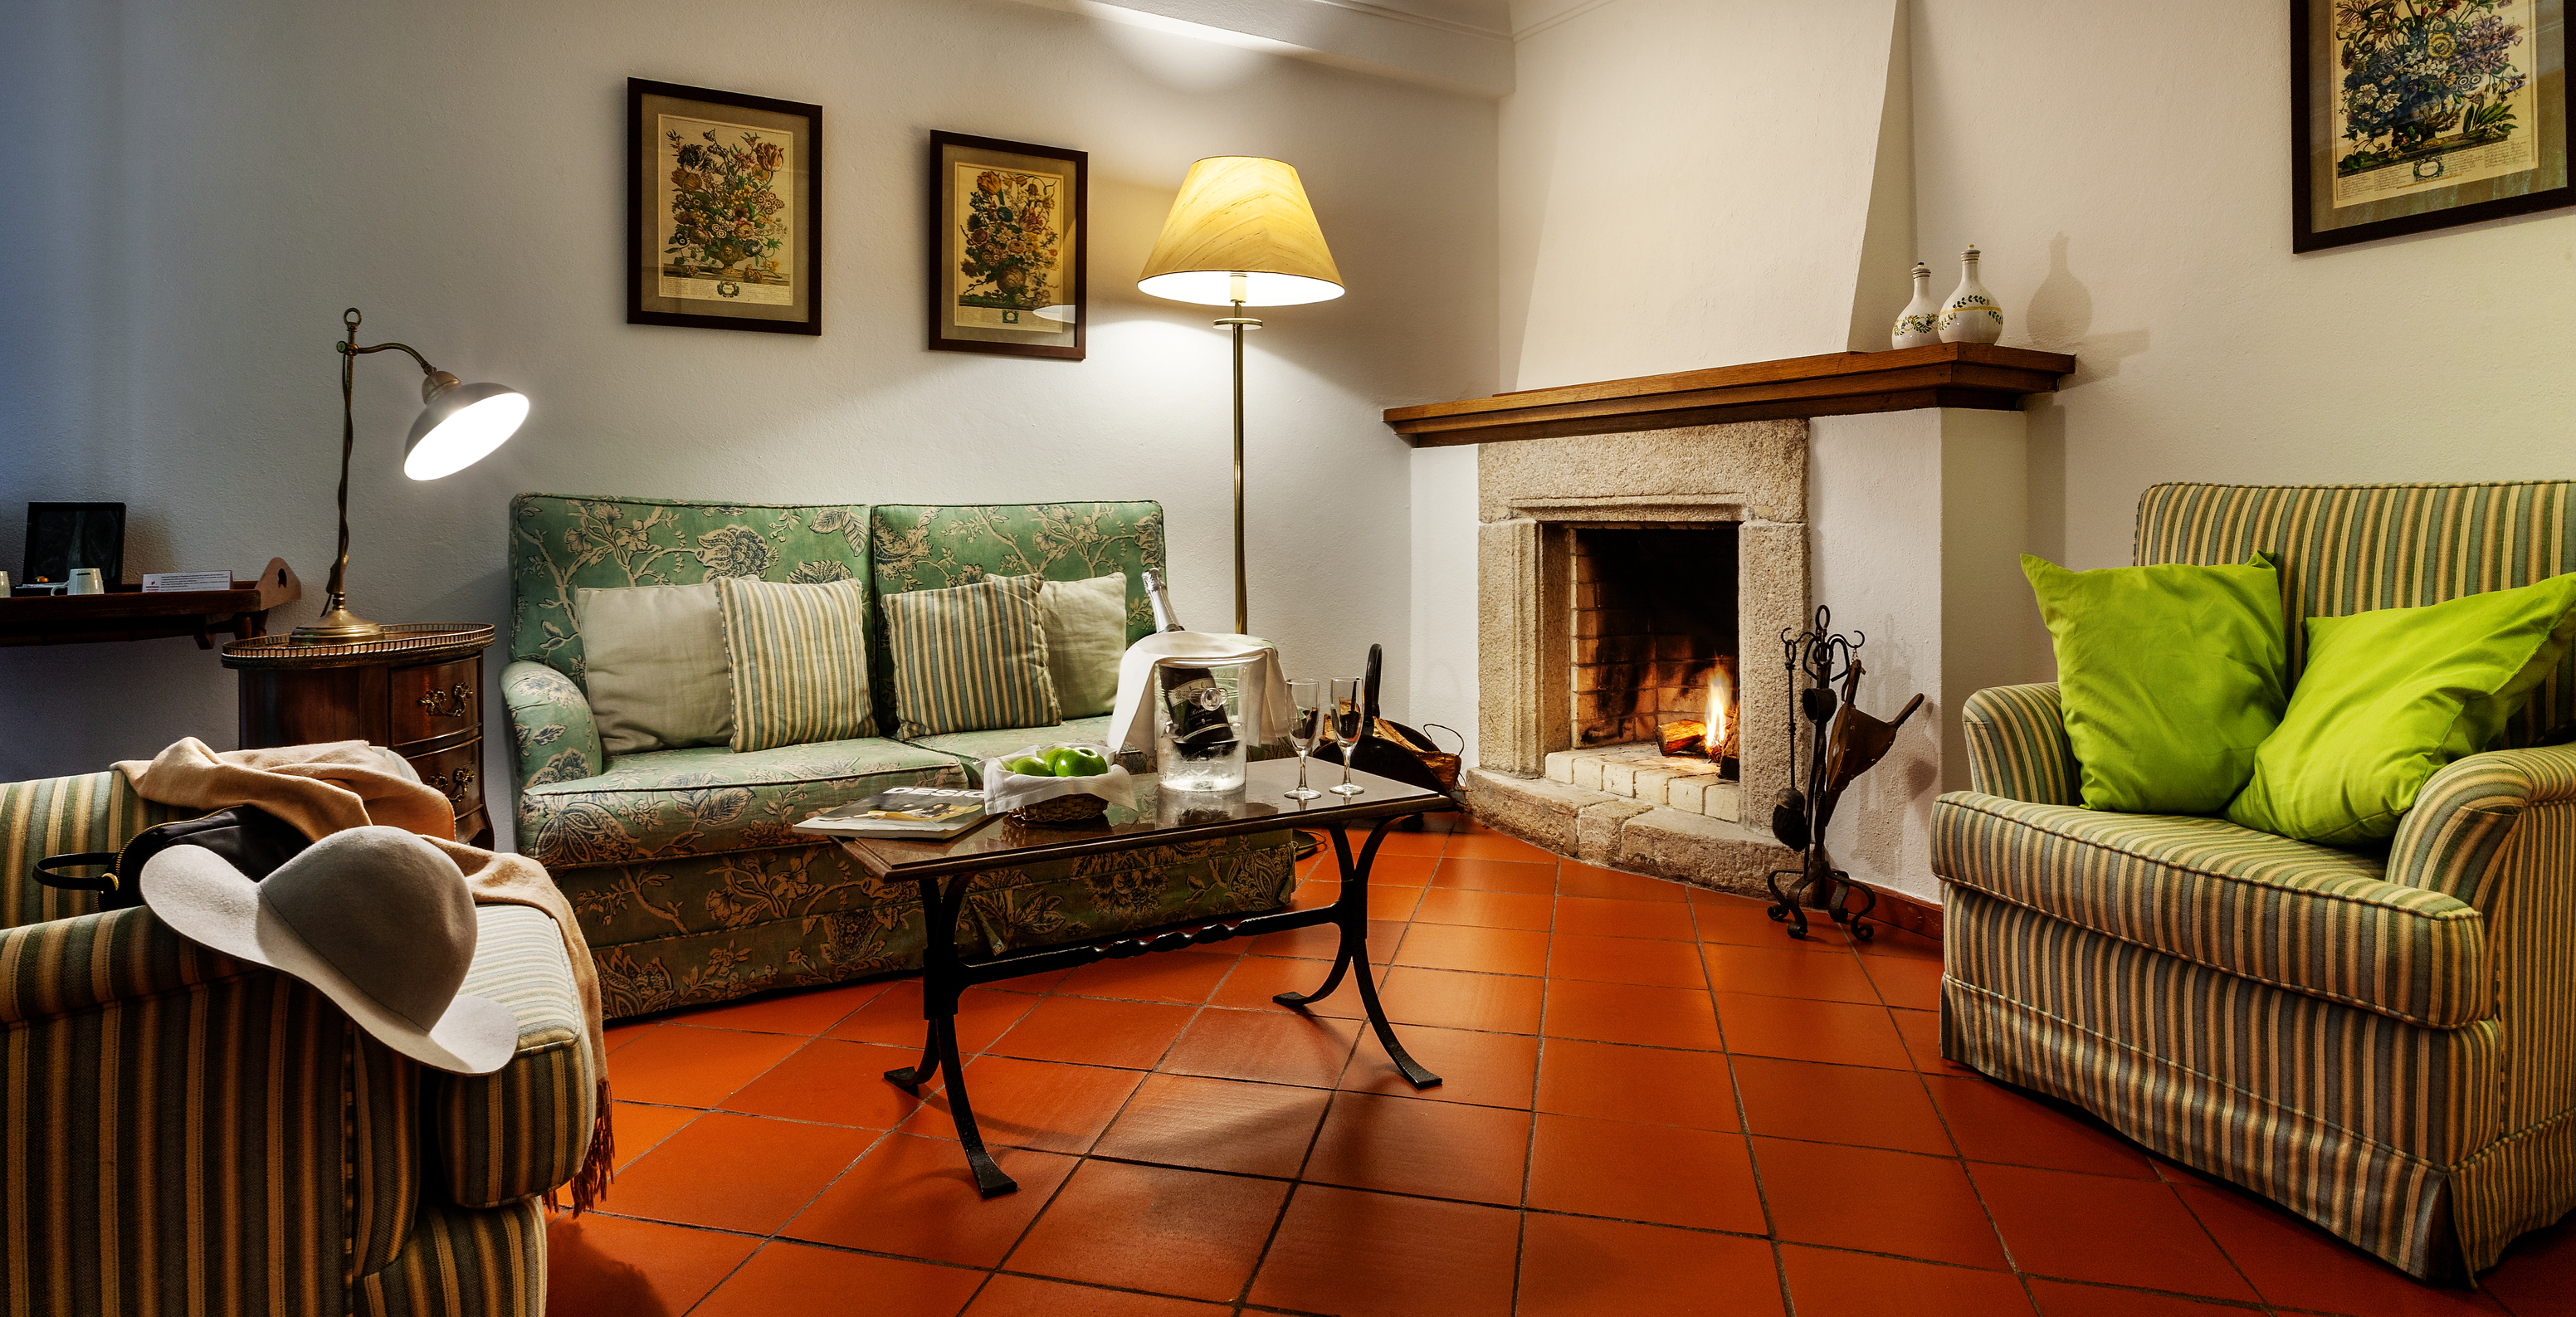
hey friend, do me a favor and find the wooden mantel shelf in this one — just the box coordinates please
[1383,343,2078,446]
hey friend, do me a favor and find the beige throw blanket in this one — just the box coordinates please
[115,738,615,1212]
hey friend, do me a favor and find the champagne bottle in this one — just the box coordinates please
[1141,569,1240,760]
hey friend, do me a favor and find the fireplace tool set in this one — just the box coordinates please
[1766,607,1924,941]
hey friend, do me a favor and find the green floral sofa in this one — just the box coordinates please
[503,495,1296,1018]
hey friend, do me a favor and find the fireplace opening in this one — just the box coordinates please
[1570,525,1740,777]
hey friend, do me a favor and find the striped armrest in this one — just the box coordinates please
[1959,683,2081,807]
[437,905,598,1208]
[2389,743,2576,910]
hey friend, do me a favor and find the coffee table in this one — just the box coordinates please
[827,758,1456,1197]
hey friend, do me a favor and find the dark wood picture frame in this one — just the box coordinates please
[927,130,1087,360]
[2292,0,2571,251]
[627,78,822,334]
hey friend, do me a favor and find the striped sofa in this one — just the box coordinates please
[1932,480,2576,1280]
[504,495,1297,1020]
[0,770,596,1316]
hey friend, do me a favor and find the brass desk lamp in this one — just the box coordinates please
[1137,157,1343,636]
[298,306,529,642]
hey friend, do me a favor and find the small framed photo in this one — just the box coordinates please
[23,502,124,588]
[2292,0,2571,252]
[628,78,822,334]
[929,131,1086,360]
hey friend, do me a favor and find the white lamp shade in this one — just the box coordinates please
[402,384,527,480]
[1137,157,1344,307]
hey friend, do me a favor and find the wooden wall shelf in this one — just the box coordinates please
[0,559,301,648]
[1383,344,2079,447]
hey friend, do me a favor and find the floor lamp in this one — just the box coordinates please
[1137,157,1343,636]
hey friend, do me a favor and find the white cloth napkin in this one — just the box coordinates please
[1105,632,1295,754]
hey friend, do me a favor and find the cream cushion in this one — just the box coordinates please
[1042,573,1129,719]
[576,583,734,755]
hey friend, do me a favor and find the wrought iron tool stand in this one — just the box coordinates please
[1764,607,1922,943]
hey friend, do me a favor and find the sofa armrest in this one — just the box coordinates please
[1959,683,2081,807]
[436,905,598,1208]
[501,660,604,793]
[0,904,255,1025]
[2388,743,2576,910]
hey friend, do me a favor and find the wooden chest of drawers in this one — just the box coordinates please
[222,623,497,846]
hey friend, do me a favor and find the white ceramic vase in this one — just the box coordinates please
[1889,261,1941,349]
[1937,244,2004,344]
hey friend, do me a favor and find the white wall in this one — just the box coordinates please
[0,0,1499,841]
[1498,0,1902,388]
[1405,0,1910,765]
[1910,0,2576,571]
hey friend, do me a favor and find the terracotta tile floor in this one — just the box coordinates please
[554,818,2573,1316]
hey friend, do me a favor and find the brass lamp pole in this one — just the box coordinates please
[300,307,529,642]
[1137,158,1344,637]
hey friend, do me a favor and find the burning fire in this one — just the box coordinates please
[1659,700,1731,758]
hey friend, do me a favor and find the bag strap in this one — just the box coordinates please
[32,852,121,892]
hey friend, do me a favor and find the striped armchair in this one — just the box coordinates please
[1932,481,2576,1280]
[0,769,595,1315]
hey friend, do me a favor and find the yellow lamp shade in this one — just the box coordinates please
[1137,157,1344,307]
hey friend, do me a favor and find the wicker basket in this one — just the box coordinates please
[1012,793,1110,825]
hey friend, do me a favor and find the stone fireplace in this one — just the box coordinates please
[1393,344,2076,906]
[1469,418,1808,890]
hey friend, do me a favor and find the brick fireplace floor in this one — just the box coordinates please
[547,817,2569,1317]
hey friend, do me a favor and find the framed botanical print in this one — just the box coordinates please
[2293,0,2570,251]
[928,131,1086,359]
[628,79,822,334]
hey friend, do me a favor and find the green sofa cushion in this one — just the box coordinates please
[518,737,962,868]
[2227,573,2576,846]
[2022,552,2287,815]
[508,494,872,687]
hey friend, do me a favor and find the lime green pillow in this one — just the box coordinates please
[2226,573,2576,846]
[2023,552,2286,814]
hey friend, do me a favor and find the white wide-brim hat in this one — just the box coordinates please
[141,826,517,1075]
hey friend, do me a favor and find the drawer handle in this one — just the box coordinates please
[417,684,474,719]
[424,766,476,805]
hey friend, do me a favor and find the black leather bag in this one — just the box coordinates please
[32,807,310,912]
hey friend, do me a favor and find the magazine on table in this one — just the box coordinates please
[794,785,989,841]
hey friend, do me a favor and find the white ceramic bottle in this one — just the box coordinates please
[1937,244,2003,344]
[1890,261,1941,349]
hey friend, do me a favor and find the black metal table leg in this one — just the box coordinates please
[885,870,1020,1197]
[1276,817,1442,1090]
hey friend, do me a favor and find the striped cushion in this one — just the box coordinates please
[881,573,1061,740]
[1944,885,2498,1277]
[437,905,597,1208]
[1,769,181,929]
[717,576,876,751]
[2136,481,2575,748]
[1933,791,2488,1028]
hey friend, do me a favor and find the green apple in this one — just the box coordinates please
[1002,756,1051,778]
[1043,745,1110,777]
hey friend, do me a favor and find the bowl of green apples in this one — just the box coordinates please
[983,742,1129,824]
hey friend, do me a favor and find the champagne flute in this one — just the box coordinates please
[1285,680,1324,800]
[1328,677,1368,796]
